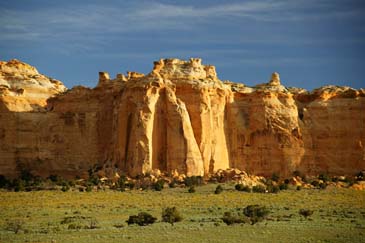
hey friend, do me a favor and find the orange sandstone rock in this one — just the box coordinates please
[0,58,364,178]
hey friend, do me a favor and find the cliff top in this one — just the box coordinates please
[1,58,364,105]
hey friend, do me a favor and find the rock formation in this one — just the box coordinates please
[0,58,364,178]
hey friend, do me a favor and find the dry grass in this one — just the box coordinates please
[0,184,364,243]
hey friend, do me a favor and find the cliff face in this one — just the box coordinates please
[0,59,66,111]
[0,58,364,178]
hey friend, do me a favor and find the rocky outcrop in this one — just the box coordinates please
[0,58,364,178]
[0,59,66,111]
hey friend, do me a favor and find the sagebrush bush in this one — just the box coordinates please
[311,180,319,187]
[222,212,248,225]
[279,183,288,190]
[267,184,280,193]
[188,186,196,193]
[356,171,364,181]
[153,180,165,191]
[222,205,269,225]
[299,209,314,219]
[85,185,93,192]
[235,184,251,192]
[214,185,224,194]
[12,179,25,192]
[162,207,183,225]
[318,173,330,182]
[319,182,327,190]
[252,185,266,193]
[169,181,177,188]
[0,175,10,188]
[126,212,156,226]
[271,173,280,182]
[118,175,126,191]
[243,205,270,225]
[243,205,269,218]
[61,184,70,192]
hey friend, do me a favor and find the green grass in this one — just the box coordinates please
[0,184,364,243]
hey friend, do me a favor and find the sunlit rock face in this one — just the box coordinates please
[0,59,66,111]
[0,58,364,178]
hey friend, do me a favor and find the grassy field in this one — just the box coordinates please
[0,184,364,243]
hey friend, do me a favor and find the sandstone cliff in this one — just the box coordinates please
[0,58,364,178]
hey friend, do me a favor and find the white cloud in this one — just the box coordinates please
[0,0,363,50]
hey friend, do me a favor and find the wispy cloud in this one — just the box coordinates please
[0,0,363,43]
[130,1,280,19]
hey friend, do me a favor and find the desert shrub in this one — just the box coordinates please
[12,179,25,192]
[4,170,44,191]
[88,175,100,186]
[184,176,203,187]
[85,185,93,192]
[68,223,83,230]
[87,219,99,229]
[318,173,330,182]
[162,207,183,225]
[61,184,70,192]
[5,219,24,234]
[299,209,314,219]
[311,180,319,187]
[126,182,134,190]
[214,185,224,194]
[169,180,177,188]
[117,175,127,191]
[271,173,280,182]
[264,178,273,185]
[311,180,327,189]
[319,182,327,190]
[0,175,11,188]
[118,175,127,184]
[68,180,75,187]
[235,184,251,192]
[243,205,270,225]
[153,180,165,191]
[0,175,10,188]
[188,186,196,193]
[222,212,248,225]
[222,205,269,225]
[267,184,280,193]
[356,171,364,181]
[119,184,126,192]
[61,216,86,224]
[20,170,33,182]
[344,176,355,186]
[61,215,98,229]
[279,183,288,190]
[252,185,266,193]
[126,212,156,226]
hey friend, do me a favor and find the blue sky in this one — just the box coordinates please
[0,0,364,90]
